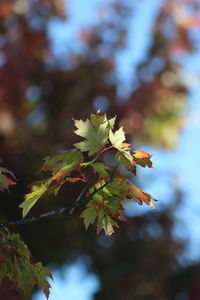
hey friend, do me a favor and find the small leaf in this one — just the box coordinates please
[33,262,52,299]
[90,113,116,130]
[91,162,109,178]
[19,184,47,218]
[82,178,128,235]
[97,209,118,236]
[107,116,116,129]
[90,113,106,128]
[109,128,132,161]
[74,115,109,155]
[115,152,136,173]
[109,127,126,149]
[128,184,157,208]
[51,163,78,180]
[43,150,83,172]
[80,205,97,230]
[0,166,16,192]
[132,151,153,168]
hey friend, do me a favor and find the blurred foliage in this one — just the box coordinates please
[0,0,200,299]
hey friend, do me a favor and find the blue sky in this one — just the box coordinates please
[33,0,200,299]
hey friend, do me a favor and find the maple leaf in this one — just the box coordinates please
[90,113,116,130]
[97,209,118,236]
[51,162,79,181]
[90,113,106,128]
[109,127,125,148]
[33,262,52,299]
[74,116,109,155]
[43,150,83,172]
[80,204,97,230]
[0,166,16,192]
[91,162,109,178]
[132,150,153,168]
[81,202,118,236]
[43,150,83,184]
[81,178,128,235]
[109,127,132,161]
[107,116,116,130]
[19,184,47,218]
[0,232,52,299]
[89,179,125,211]
[115,152,136,173]
[128,184,157,208]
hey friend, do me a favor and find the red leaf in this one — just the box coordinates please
[0,167,16,192]
[132,151,153,168]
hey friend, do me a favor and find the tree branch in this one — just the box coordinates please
[0,172,115,228]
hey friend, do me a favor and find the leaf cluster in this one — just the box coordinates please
[0,230,52,298]
[19,112,156,235]
[0,112,157,298]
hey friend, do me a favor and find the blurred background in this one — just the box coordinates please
[0,0,200,299]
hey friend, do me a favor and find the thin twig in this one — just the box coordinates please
[60,180,91,219]
[0,169,116,228]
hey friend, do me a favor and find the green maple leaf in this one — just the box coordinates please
[97,209,118,236]
[33,262,52,299]
[115,152,136,173]
[43,150,83,172]
[51,162,79,181]
[107,116,116,129]
[132,150,153,168]
[109,127,125,148]
[90,113,106,128]
[90,113,116,130]
[80,178,128,235]
[109,127,132,161]
[0,232,52,299]
[91,162,109,178]
[19,184,47,218]
[81,204,118,236]
[73,115,110,155]
[80,204,97,230]
[43,150,83,184]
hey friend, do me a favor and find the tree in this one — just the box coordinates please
[0,0,199,299]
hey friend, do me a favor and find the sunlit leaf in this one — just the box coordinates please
[74,115,109,155]
[19,184,47,218]
[132,150,153,168]
[128,184,157,208]
[115,152,136,173]
[43,150,83,172]
[109,128,132,161]
[109,127,126,148]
